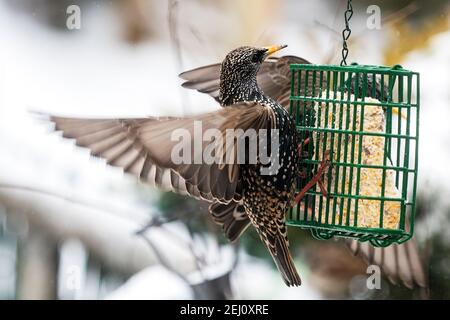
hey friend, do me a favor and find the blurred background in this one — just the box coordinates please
[0,0,449,299]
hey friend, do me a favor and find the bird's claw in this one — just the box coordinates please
[295,150,332,204]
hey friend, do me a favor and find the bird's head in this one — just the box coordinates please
[219,45,287,106]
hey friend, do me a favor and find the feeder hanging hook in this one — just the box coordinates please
[341,0,353,66]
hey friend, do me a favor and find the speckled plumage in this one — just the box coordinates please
[218,46,301,286]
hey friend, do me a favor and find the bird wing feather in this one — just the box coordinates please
[43,102,276,203]
[180,55,323,110]
[345,237,427,289]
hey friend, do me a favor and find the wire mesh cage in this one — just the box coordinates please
[287,63,420,247]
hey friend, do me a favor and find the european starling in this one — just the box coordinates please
[44,45,313,286]
[40,45,425,288]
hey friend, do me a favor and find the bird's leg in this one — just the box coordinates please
[295,150,331,205]
[297,137,311,162]
[297,137,310,153]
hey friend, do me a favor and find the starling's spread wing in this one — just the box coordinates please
[44,117,212,200]
[180,55,323,110]
[45,102,276,203]
[179,63,222,99]
[345,238,427,289]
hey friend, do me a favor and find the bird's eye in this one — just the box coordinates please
[251,52,263,63]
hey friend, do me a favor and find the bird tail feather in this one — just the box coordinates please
[269,233,301,287]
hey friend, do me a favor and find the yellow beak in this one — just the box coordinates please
[264,44,288,56]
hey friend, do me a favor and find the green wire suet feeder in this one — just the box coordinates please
[287,1,419,247]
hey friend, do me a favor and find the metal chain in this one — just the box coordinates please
[340,0,353,66]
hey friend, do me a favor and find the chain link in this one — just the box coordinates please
[340,0,353,66]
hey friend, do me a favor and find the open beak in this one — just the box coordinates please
[264,44,288,56]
